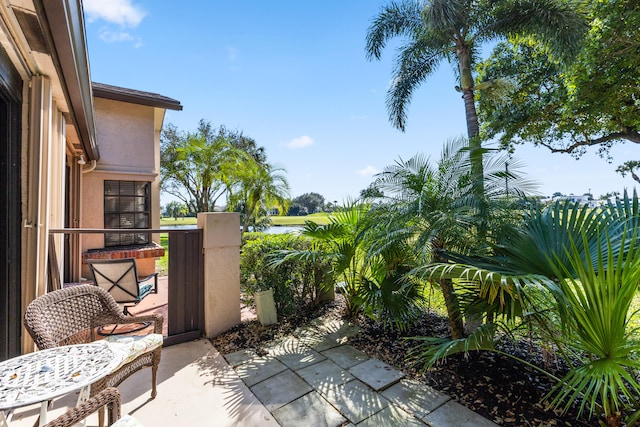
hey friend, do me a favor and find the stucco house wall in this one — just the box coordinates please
[0,0,97,356]
[81,97,160,249]
[80,91,175,278]
[0,0,180,357]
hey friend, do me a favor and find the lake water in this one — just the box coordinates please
[160,224,197,230]
[262,226,301,234]
[160,225,301,234]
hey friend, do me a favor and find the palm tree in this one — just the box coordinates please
[161,120,247,212]
[165,200,188,219]
[371,137,534,338]
[357,206,427,330]
[230,162,290,233]
[372,143,471,338]
[272,200,428,326]
[365,0,588,201]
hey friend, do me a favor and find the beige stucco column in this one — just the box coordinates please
[197,212,241,337]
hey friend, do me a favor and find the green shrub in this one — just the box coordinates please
[240,233,332,315]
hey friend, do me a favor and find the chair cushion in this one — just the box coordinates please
[103,334,163,369]
[112,415,144,427]
[138,283,154,300]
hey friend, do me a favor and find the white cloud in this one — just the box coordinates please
[84,0,146,27]
[98,29,133,42]
[97,28,143,47]
[287,135,314,149]
[357,165,379,177]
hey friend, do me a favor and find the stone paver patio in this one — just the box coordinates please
[226,315,498,427]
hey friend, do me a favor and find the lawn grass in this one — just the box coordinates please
[423,284,448,317]
[157,233,168,274]
[270,213,330,226]
[160,216,197,226]
[156,214,328,273]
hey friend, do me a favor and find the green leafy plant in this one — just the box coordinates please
[366,0,588,209]
[272,201,371,317]
[229,162,290,234]
[273,201,429,330]
[357,208,427,330]
[546,230,640,426]
[240,233,331,315]
[412,192,640,426]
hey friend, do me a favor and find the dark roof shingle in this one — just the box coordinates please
[92,82,183,111]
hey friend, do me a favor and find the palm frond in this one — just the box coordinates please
[602,189,640,231]
[301,221,348,240]
[359,271,425,331]
[540,226,640,421]
[423,0,468,33]
[408,323,500,368]
[388,37,445,130]
[365,0,426,60]
[416,261,555,317]
[548,357,640,420]
[268,249,340,269]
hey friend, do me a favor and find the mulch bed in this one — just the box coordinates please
[211,296,598,426]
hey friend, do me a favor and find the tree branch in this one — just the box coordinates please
[538,129,640,154]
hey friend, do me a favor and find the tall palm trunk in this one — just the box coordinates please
[457,46,484,193]
[458,46,486,333]
[457,46,487,239]
[456,45,478,134]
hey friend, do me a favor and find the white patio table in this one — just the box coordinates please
[0,342,123,427]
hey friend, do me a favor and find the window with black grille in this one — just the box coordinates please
[104,180,150,246]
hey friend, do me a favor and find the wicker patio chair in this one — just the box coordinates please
[43,387,121,427]
[24,285,163,419]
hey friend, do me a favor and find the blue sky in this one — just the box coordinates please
[83,0,637,206]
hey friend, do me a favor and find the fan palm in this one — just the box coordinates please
[415,192,640,426]
[366,0,588,202]
[546,230,640,426]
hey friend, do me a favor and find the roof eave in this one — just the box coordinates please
[92,83,183,111]
[36,0,99,160]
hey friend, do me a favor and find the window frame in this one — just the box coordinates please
[103,180,151,247]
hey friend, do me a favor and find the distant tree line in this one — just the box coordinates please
[287,192,325,216]
[160,119,289,232]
